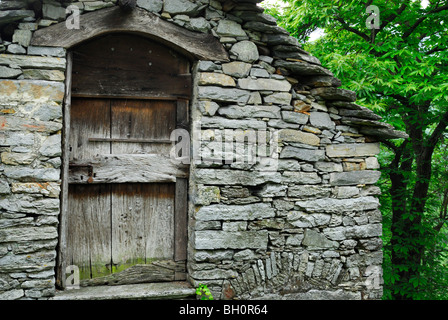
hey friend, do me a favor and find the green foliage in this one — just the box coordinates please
[263,0,448,300]
[196,284,214,300]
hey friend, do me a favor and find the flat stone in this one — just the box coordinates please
[302,229,338,250]
[136,0,163,12]
[298,75,342,88]
[281,171,321,184]
[314,161,343,172]
[309,112,335,130]
[22,69,65,81]
[287,185,332,198]
[278,129,320,146]
[274,59,333,76]
[51,282,195,300]
[189,17,210,32]
[196,203,275,221]
[217,105,281,119]
[238,78,291,92]
[198,86,251,104]
[39,134,62,157]
[27,46,66,57]
[264,92,292,105]
[243,21,289,34]
[197,100,220,116]
[0,66,22,79]
[6,44,26,54]
[216,19,247,37]
[329,170,382,186]
[295,196,380,213]
[3,167,60,182]
[195,230,268,249]
[280,146,325,162]
[310,87,357,102]
[0,54,66,70]
[195,169,282,186]
[200,116,266,130]
[326,143,380,158]
[83,1,114,11]
[222,61,252,78]
[0,180,11,194]
[254,184,288,197]
[281,111,309,124]
[323,224,382,240]
[0,10,35,24]
[42,3,66,20]
[163,0,203,16]
[230,41,259,63]
[261,34,299,46]
[198,72,236,87]
[0,227,57,243]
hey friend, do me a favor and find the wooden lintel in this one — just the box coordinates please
[30,6,229,62]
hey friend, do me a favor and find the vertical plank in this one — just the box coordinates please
[70,98,111,161]
[67,184,112,280]
[57,51,73,289]
[144,183,175,261]
[111,183,147,273]
[174,178,188,262]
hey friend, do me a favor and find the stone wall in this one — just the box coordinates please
[0,0,403,300]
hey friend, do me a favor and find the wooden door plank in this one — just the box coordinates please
[67,184,112,281]
[69,98,111,162]
[174,178,188,262]
[144,183,175,260]
[111,184,147,274]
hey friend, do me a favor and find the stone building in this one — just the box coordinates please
[0,0,405,300]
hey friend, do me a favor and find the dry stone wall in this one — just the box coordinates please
[0,0,403,300]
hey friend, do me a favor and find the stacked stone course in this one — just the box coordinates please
[0,0,404,299]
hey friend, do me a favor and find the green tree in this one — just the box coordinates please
[263,0,448,299]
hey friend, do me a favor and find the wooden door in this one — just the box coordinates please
[65,97,189,286]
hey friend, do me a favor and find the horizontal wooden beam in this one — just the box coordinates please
[31,6,229,62]
[68,154,189,184]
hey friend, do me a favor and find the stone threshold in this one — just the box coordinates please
[50,281,196,300]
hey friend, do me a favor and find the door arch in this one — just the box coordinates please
[57,33,191,288]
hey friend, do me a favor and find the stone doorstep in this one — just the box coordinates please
[50,282,196,300]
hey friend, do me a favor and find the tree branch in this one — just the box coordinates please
[403,4,448,39]
[334,16,371,42]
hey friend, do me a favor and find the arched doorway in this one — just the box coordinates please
[59,33,191,288]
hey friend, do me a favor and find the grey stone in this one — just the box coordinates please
[196,203,275,221]
[197,61,221,72]
[263,92,292,105]
[267,119,300,129]
[0,10,35,24]
[195,231,269,249]
[4,167,60,182]
[310,87,357,102]
[194,250,234,262]
[336,186,360,198]
[274,59,333,76]
[288,212,331,228]
[0,55,66,70]
[231,11,277,25]
[261,34,299,46]
[195,169,282,186]
[323,224,382,241]
[287,185,331,198]
[198,86,251,104]
[163,0,203,16]
[42,4,66,20]
[326,143,380,158]
[217,105,281,119]
[280,146,325,162]
[200,116,266,130]
[250,67,270,78]
[39,134,61,157]
[6,44,26,54]
[12,29,32,47]
[295,196,380,213]
[314,162,343,172]
[302,229,339,250]
[234,249,257,261]
[243,21,289,35]
[0,66,22,79]
[281,171,321,184]
[278,129,320,146]
[229,41,259,63]
[309,112,335,130]
[0,289,24,300]
[222,221,247,231]
[83,1,114,11]
[216,20,247,37]
[238,78,291,92]
[0,227,58,243]
[281,111,309,124]
[189,17,210,32]
[190,268,238,280]
[22,69,65,81]
[329,170,382,186]
[0,180,11,194]
[222,61,252,78]
[27,46,66,57]
[254,184,287,197]
[194,185,220,205]
[197,100,220,116]
[136,0,163,12]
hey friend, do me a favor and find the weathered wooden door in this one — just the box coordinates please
[60,34,191,287]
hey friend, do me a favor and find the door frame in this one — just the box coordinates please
[57,45,190,289]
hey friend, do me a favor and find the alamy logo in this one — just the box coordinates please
[65,265,80,289]
[365,265,383,290]
[366,5,381,30]
[65,5,80,30]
